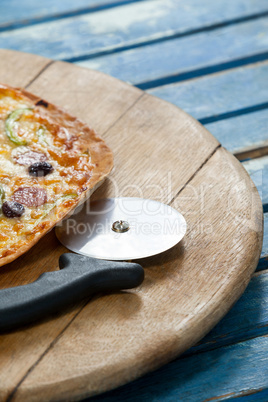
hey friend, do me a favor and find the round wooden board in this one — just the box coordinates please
[0,50,263,401]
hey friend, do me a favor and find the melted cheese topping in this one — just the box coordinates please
[0,89,93,259]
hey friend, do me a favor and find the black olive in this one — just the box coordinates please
[28,161,54,177]
[2,201,25,218]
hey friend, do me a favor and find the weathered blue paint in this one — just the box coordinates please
[0,0,125,25]
[86,335,268,401]
[262,214,268,258]
[200,103,268,125]
[0,1,267,62]
[186,271,268,356]
[243,157,268,207]
[77,18,268,85]
[227,389,268,402]
[244,160,268,270]
[205,109,268,155]
[149,62,268,121]
[0,0,145,31]
[244,161,268,269]
[147,63,268,155]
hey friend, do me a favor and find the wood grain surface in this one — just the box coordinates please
[0,49,263,401]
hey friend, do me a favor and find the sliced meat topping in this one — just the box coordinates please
[13,150,47,166]
[12,187,47,207]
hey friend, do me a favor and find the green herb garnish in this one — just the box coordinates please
[5,108,33,145]
[36,126,49,146]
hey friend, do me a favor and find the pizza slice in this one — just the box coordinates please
[0,84,113,266]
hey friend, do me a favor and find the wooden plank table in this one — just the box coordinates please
[0,1,268,401]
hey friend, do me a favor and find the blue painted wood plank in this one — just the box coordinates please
[256,258,268,272]
[242,160,268,269]
[205,109,268,155]
[185,271,268,356]
[261,214,268,258]
[228,389,268,402]
[0,0,136,29]
[87,335,268,401]
[147,63,268,155]
[149,62,268,121]
[0,1,267,61]
[243,156,268,207]
[78,17,268,86]
[256,212,267,271]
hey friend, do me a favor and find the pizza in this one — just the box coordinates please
[0,84,113,266]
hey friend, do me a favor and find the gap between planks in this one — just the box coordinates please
[2,1,268,68]
[24,60,55,89]
[5,299,90,402]
[0,0,146,33]
[66,12,268,64]
[235,146,268,162]
[169,144,221,205]
[137,52,268,91]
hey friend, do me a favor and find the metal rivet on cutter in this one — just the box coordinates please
[112,220,130,233]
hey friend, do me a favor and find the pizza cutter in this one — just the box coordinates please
[0,198,186,331]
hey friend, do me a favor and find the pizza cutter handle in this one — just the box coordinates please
[0,253,144,332]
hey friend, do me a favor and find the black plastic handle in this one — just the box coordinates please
[0,253,144,332]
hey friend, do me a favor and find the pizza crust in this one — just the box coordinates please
[0,84,113,267]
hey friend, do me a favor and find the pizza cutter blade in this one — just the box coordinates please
[0,198,186,332]
[55,197,187,261]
